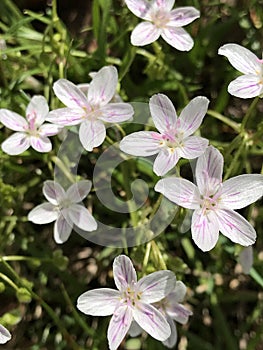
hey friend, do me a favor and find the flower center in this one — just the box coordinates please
[59,198,72,209]
[151,9,170,28]
[122,284,141,307]
[158,130,184,152]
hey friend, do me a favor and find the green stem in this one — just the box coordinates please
[240,97,259,132]
[207,110,240,133]
[223,141,244,181]
[250,267,263,288]
[0,272,19,291]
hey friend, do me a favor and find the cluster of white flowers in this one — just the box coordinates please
[1,0,263,348]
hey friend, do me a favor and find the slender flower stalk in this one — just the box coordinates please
[125,0,200,50]
[77,255,176,350]
[155,145,263,251]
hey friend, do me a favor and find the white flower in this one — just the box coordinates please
[46,66,134,151]
[125,0,200,50]
[28,180,97,244]
[218,43,263,98]
[155,145,263,251]
[120,94,209,176]
[77,255,176,350]
[0,96,62,155]
[0,324,11,344]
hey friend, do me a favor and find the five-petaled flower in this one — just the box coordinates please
[0,324,11,344]
[0,96,62,155]
[120,94,209,176]
[77,254,176,350]
[218,43,263,98]
[128,280,192,348]
[125,0,200,50]
[28,180,97,244]
[46,66,134,151]
[155,145,263,251]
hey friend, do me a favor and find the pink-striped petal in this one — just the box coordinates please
[228,75,263,99]
[216,209,257,246]
[68,204,97,231]
[195,146,223,197]
[191,209,219,251]
[169,7,200,26]
[113,255,137,291]
[138,270,176,303]
[133,301,171,341]
[179,136,208,159]
[0,325,11,344]
[88,66,118,107]
[38,123,62,136]
[119,131,160,156]
[46,108,84,126]
[149,94,177,133]
[218,44,261,75]
[43,181,65,205]
[177,96,209,137]
[79,119,106,151]
[26,95,49,126]
[53,79,89,109]
[153,149,180,176]
[77,288,120,316]
[220,174,263,209]
[152,0,175,11]
[99,102,134,123]
[166,281,187,304]
[30,136,52,153]
[155,177,200,209]
[166,302,192,324]
[0,109,28,131]
[125,0,151,20]
[131,22,161,46]
[162,316,177,349]
[66,180,92,203]
[28,203,58,224]
[108,304,133,350]
[54,212,73,244]
[161,27,194,51]
[1,132,30,155]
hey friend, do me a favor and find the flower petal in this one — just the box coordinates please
[66,180,92,203]
[195,145,223,196]
[177,96,209,137]
[43,180,65,205]
[166,303,192,324]
[133,301,171,341]
[1,132,30,155]
[218,44,261,75]
[88,66,118,107]
[46,108,84,126]
[54,212,73,244]
[77,288,120,316]
[228,75,263,99]
[169,6,200,26]
[149,94,177,133]
[167,281,187,303]
[28,203,58,224]
[30,136,52,153]
[68,204,97,231]
[216,209,257,246]
[191,209,219,251]
[38,123,62,136]
[119,131,160,156]
[153,0,175,11]
[26,95,49,126]
[79,119,106,151]
[161,27,194,51]
[0,109,28,131]
[220,174,263,209]
[124,0,151,20]
[179,136,208,159]
[113,255,137,291]
[53,79,89,109]
[138,270,176,303]
[153,149,180,176]
[162,316,177,349]
[131,22,161,46]
[99,102,134,123]
[0,325,11,344]
[155,177,200,209]
[108,304,133,350]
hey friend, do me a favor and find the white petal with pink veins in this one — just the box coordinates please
[162,27,194,51]
[1,132,30,155]
[131,22,161,46]
[125,0,151,20]
[228,74,262,99]
[153,149,180,176]
[54,212,73,244]
[38,123,62,136]
[169,7,200,26]
[43,181,65,205]
[99,102,134,123]
[28,203,58,224]
[30,136,52,153]
[0,109,28,131]
[149,94,177,133]
[113,255,137,291]
[179,136,208,159]
[46,108,84,126]
[79,119,106,151]
[26,95,49,126]
[66,180,92,203]
[53,79,89,109]
[68,204,97,231]
[120,131,160,156]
